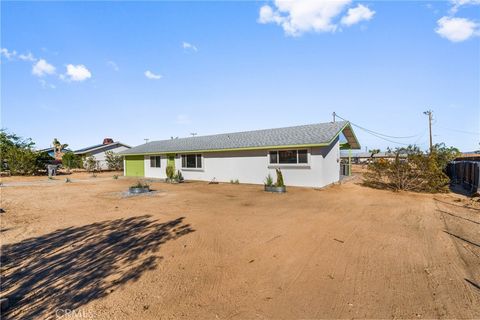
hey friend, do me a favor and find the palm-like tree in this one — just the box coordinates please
[52,138,68,160]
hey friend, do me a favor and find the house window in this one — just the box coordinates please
[298,149,308,163]
[269,151,278,164]
[269,149,308,165]
[150,156,161,168]
[181,154,202,169]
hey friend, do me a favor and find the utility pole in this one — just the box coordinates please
[332,112,336,123]
[144,138,149,144]
[190,133,197,137]
[423,110,433,152]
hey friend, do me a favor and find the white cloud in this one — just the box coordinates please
[144,70,162,80]
[18,52,37,62]
[107,60,119,71]
[182,41,198,52]
[39,79,56,89]
[175,114,191,125]
[1,48,17,60]
[341,4,375,26]
[451,0,480,4]
[32,59,56,77]
[450,0,480,13]
[435,16,479,42]
[61,64,92,82]
[258,0,370,36]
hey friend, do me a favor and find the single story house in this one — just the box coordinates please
[75,138,131,170]
[120,121,360,188]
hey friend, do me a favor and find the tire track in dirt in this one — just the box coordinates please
[434,198,480,308]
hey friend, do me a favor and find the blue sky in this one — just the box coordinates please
[1,1,479,151]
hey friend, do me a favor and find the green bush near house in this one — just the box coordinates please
[62,152,83,172]
[275,169,285,187]
[166,165,175,180]
[84,156,99,176]
[264,174,273,187]
[105,151,123,171]
[175,170,184,182]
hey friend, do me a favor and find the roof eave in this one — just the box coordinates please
[339,122,361,150]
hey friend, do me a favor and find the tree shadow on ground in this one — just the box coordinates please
[1,215,194,320]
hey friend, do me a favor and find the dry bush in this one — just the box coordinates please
[363,144,458,193]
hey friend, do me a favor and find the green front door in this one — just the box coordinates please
[125,155,145,177]
[167,154,175,169]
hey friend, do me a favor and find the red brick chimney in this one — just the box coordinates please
[103,138,114,145]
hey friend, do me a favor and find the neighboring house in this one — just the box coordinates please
[340,151,407,164]
[75,138,131,170]
[456,152,480,160]
[120,121,360,188]
[38,147,71,160]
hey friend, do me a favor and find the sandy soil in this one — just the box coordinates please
[1,173,479,319]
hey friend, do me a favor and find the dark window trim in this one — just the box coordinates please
[150,155,161,168]
[268,149,309,165]
[181,154,203,169]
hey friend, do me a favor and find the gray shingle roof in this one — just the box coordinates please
[121,121,358,155]
[74,142,130,155]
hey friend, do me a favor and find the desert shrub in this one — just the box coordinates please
[432,143,461,169]
[5,147,37,175]
[0,130,34,157]
[275,169,285,187]
[264,174,273,186]
[113,175,118,180]
[4,147,41,175]
[166,165,175,180]
[105,151,123,171]
[131,181,149,188]
[84,156,99,174]
[230,179,239,184]
[0,130,52,175]
[175,170,184,182]
[62,152,82,172]
[363,144,457,193]
[35,151,54,172]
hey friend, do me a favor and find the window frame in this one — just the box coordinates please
[181,154,203,170]
[268,149,310,167]
[149,155,161,168]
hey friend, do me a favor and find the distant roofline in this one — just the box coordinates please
[38,147,71,152]
[74,141,131,154]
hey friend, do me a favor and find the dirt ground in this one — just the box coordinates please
[1,171,479,319]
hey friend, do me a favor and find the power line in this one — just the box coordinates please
[356,128,412,146]
[335,114,421,139]
[413,128,428,145]
[436,126,479,135]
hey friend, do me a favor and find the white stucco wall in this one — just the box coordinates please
[90,145,130,170]
[142,139,341,188]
